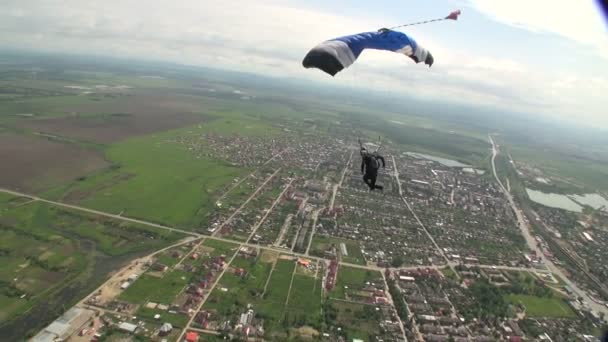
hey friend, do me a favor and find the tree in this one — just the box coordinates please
[391,256,404,268]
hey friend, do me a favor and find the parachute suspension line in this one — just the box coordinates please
[388,17,448,29]
[375,136,384,154]
[387,9,461,30]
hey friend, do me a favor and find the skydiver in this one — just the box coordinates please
[360,147,385,191]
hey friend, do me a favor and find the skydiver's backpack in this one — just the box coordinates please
[369,156,379,170]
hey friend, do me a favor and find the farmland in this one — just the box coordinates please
[0,133,108,192]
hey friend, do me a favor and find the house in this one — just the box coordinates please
[399,275,415,282]
[159,323,172,336]
[297,258,311,267]
[186,331,199,342]
[118,322,137,333]
[151,262,168,272]
[239,246,258,258]
[375,297,389,305]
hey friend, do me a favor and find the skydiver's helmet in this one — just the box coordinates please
[360,147,368,156]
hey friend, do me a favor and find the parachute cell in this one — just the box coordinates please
[302,29,433,76]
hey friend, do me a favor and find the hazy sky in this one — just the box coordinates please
[2,0,607,127]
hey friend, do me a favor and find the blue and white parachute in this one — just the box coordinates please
[302,29,433,76]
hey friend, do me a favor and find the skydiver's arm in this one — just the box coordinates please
[378,156,386,168]
[361,159,365,174]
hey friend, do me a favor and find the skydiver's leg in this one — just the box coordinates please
[371,173,383,191]
[363,173,374,190]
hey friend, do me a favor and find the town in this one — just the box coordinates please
[30,128,608,342]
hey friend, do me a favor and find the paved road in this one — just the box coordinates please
[391,155,454,273]
[305,208,322,255]
[211,168,282,237]
[329,150,353,210]
[381,271,408,342]
[245,178,294,243]
[215,149,288,205]
[488,135,608,318]
[306,151,352,254]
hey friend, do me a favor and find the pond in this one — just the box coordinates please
[570,193,608,210]
[526,189,608,213]
[405,152,470,168]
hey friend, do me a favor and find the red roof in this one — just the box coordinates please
[186,331,199,342]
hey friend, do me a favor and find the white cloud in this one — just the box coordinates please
[0,0,607,127]
[466,0,608,58]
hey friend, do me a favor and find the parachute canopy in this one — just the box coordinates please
[302,29,433,76]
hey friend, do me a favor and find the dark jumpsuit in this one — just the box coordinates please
[361,153,385,190]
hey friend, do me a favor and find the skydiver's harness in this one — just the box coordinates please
[359,137,383,172]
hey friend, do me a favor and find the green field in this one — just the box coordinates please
[263,259,296,309]
[285,274,322,317]
[505,294,576,318]
[327,299,381,341]
[332,266,382,300]
[120,270,192,304]
[45,127,246,229]
[136,306,189,328]
[202,238,239,257]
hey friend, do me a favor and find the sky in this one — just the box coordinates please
[1,0,607,128]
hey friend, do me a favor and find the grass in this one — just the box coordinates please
[264,259,295,306]
[3,202,184,256]
[329,299,380,341]
[441,267,458,280]
[202,239,239,257]
[287,274,322,314]
[332,266,382,300]
[136,306,189,328]
[46,126,247,229]
[156,253,181,268]
[120,270,192,304]
[505,294,576,318]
